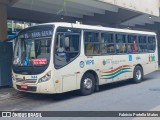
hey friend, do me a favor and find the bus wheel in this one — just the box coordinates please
[132,66,143,83]
[80,73,95,96]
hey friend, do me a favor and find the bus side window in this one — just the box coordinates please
[148,36,156,52]
[101,32,115,54]
[115,34,127,54]
[107,44,115,54]
[85,32,93,55]
[128,35,138,53]
[138,36,148,53]
[84,31,101,55]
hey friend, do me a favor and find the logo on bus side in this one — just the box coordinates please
[102,59,126,65]
[103,60,107,65]
[129,55,132,61]
[136,56,141,61]
[149,54,155,62]
[80,61,85,68]
[102,59,112,65]
[86,60,94,65]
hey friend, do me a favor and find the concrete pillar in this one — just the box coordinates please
[157,30,160,65]
[0,3,7,41]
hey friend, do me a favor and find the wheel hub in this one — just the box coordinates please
[136,69,142,80]
[83,78,92,89]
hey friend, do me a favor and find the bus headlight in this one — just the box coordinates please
[38,71,51,83]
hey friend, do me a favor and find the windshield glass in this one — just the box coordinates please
[13,25,53,67]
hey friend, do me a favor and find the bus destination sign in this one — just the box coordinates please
[22,30,53,39]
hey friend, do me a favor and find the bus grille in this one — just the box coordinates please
[16,78,37,83]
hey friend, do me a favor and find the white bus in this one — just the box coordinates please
[12,22,158,95]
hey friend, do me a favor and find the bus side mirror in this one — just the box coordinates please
[1,35,17,43]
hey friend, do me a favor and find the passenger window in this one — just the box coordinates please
[84,31,101,55]
[115,34,127,54]
[54,28,81,68]
[101,32,115,54]
[138,36,148,53]
[139,36,147,43]
[148,36,156,52]
[127,35,139,53]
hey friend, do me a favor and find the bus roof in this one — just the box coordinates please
[37,22,156,35]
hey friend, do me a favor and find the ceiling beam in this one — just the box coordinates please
[121,14,156,26]
[0,0,20,5]
[67,0,118,12]
[10,0,20,5]
[0,0,10,5]
[38,0,105,14]
[13,0,85,18]
[13,0,95,18]
[7,7,82,23]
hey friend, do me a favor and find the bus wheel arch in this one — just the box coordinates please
[80,70,99,96]
[132,64,143,83]
[135,64,144,77]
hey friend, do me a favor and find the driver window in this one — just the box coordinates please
[54,27,81,68]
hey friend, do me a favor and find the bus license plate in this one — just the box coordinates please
[20,85,28,89]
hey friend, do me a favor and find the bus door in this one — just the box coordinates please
[54,27,81,92]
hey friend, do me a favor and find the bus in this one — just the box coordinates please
[12,22,158,95]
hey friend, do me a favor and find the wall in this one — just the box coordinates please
[98,0,159,16]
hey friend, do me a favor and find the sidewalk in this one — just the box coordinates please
[0,87,20,101]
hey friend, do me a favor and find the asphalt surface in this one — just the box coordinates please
[0,70,160,120]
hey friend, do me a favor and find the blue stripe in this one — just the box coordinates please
[102,71,131,80]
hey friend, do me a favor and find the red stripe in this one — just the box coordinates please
[123,65,131,67]
[102,65,131,74]
[102,66,123,73]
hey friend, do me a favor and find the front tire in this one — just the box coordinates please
[80,73,95,96]
[132,66,143,83]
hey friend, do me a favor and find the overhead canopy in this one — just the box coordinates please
[7,0,141,27]
[118,13,160,33]
[0,0,158,33]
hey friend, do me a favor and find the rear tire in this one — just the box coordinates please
[132,66,143,83]
[80,73,95,96]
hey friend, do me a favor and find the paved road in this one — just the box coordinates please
[0,70,160,120]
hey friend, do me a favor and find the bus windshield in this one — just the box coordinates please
[13,25,53,67]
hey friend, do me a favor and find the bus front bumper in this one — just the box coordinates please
[12,80,62,94]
